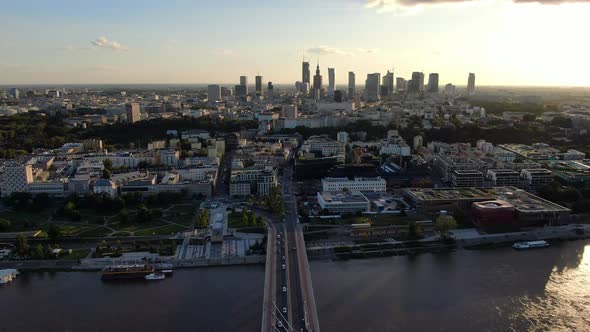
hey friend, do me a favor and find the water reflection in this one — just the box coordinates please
[311,240,590,332]
[510,242,590,331]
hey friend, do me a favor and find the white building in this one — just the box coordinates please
[337,132,349,144]
[317,191,370,214]
[93,179,117,198]
[321,177,386,193]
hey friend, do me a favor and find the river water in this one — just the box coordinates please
[312,240,590,332]
[1,240,589,332]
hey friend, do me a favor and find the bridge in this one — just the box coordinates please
[261,162,320,332]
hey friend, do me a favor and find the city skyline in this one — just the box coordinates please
[1,0,590,86]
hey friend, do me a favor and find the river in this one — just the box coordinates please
[1,240,589,332]
[312,240,590,332]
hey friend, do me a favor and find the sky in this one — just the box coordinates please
[1,0,589,86]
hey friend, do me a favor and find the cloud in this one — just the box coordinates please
[357,48,380,54]
[306,46,379,56]
[306,46,355,56]
[365,0,590,13]
[61,45,92,52]
[512,0,590,3]
[212,48,238,57]
[91,36,128,51]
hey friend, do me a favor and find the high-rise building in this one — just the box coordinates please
[125,102,141,123]
[396,77,407,92]
[334,90,343,103]
[302,61,310,85]
[9,88,20,99]
[444,83,456,96]
[281,105,298,119]
[207,84,221,102]
[301,82,310,95]
[408,72,425,94]
[255,76,263,96]
[427,73,439,93]
[313,64,323,100]
[267,82,274,99]
[365,73,381,102]
[239,76,248,95]
[348,72,355,97]
[467,73,476,95]
[382,70,394,97]
[234,85,247,98]
[328,68,335,97]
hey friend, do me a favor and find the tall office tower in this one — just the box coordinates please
[301,82,310,95]
[365,73,381,102]
[9,88,20,99]
[382,70,394,97]
[125,102,141,123]
[334,90,343,103]
[239,76,249,94]
[221,87,232,97]
[467,73,476,95]
[328,68,335,97]
[396,77,407,92]
[302,61,311,85]
[427,73,439,93]
[207,84,221,102]
[235,85,247,98]
[0,165,33,197]
[409,72,425,94]
[255,75,263,96]
[313,64,323,100]
[444,83,456,96]
[295,81,302,92]
[267,82,274,99]
[348,71,356,97]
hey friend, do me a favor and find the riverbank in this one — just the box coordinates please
[0,255,266,272]
[307,224,590,261]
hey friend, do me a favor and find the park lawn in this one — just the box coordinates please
[77,226,113,237]
[57,224,95,237]
[112,220,168,232]
[166,204,197,214]
[163,211,195,226]
[59,249,91,260]
[134,224,187,236]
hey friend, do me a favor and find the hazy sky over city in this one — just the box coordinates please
[1,0,589,86]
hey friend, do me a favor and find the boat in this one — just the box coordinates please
[161,269,174,275]
[101,264,154,280]
[144,272,166,281]
[0,269,19,285]
[512,240,549,250]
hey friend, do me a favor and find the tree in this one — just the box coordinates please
[34,244,45,259]
[136,205,151,223]
[407,221,423,240]
[266,186,285,216]
[47,224,62,244]
[435,215,458,241]
[118,209,129,224]
[15,233,29,256]
[102,168,112,179]
[0,218,11,232]
[103,158,113,172]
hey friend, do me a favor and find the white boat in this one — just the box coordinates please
[0,269,19,284]
[144,272,166,281]
[512,240,549,250]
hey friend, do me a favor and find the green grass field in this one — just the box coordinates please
[135,224,187,236]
